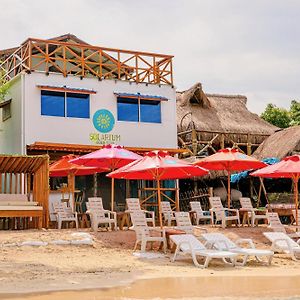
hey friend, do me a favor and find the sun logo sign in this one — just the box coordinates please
[93,109,115,133]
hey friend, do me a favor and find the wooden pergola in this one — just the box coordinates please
[0,154,49,228]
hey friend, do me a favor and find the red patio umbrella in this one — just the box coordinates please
[194,148,267,208]
[251,155,300,226]
[70,144,142,211]
[107,150,209,226]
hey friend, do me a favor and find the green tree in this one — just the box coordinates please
[289,100,300,126]
[261,104,291,128]
[0,63,9,101]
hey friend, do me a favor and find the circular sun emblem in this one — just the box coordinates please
[93,109,115,133]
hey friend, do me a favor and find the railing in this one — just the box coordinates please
[0,38,174,85]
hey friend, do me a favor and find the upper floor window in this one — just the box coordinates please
[41,90,90,118]
[0,99,12,122]
[116,94,163,123]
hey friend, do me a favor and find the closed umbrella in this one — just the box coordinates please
[107,150,208,226]
[251,154,300,226]
[70,144,142,211]
[194,148,267,208]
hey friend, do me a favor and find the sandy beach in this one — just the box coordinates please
[0,226,299,299]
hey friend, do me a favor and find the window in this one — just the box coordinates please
[117,97,161,123]
[0,100,12,122]
[41,90,90,118]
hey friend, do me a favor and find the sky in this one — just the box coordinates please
[0,0,299,114]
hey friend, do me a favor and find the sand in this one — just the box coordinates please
[0,225,299,299]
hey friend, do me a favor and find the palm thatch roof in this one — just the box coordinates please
[177,83,278,144]
[253,126,300,160]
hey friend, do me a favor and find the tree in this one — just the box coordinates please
[261,104,291,128]
[289,100,300,126]
[0,63,10,101]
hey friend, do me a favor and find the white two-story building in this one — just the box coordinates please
[0,34,178,207]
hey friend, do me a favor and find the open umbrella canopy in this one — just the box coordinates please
[194,148,267,171]
[251,155,300,226]
[107,150,209,180]
[70,144,142,170]
[49,154,103,177]
[194,148,267,208]
[108,150,208,226]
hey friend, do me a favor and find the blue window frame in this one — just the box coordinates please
[117,97,139,122]
[66,93,90,118]
[41,90,65,117]
[117,96,162,123]
[41,90,90,118]
[140,100,161,123]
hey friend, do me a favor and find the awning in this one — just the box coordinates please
[37,85,97,94]
[114,92,168,101]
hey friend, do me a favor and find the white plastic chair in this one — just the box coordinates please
[170,234,237,268]
[160,201,176,227]
[126,198,155,227]
[53,202,78,229]
[209,197,240,228]
[292,209,300,227]
[239,197,268,227]
[189,201,211,225]
[267,212,300,239]
[202,232,273,265]
[263,231,300,261]
[130,212,166,253]
[87,197,117,231]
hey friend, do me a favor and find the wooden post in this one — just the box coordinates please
[192,129,197,155]
[227,172,231,208]
[294,175,299,227]
[111,177,115,211]
[175,179,180,212]
[157,179,163,227]
[220,134,225,149]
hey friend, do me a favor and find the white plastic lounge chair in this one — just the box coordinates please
[202,232,273,265]
[263,232,300,261]
[267,212,300,239]
[209,197,240,228]
[174,212,207,235]
[130,212,166,253]
[160,201,176,226]
[239,197,268,227]
[189,201,211,225]
[126,198,155,227]
[170,234,237,268]
[86,197,117,231]
[53,202,78,229]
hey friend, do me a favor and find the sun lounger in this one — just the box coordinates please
[263,232,300,261]
[202,232,273,265]
[239,197,268,227]
[126,198,155,227]
[267,212,300,239]
[130,212,166,253]
[209,197,240,228]
[189,201,211,225]
[174,212,207,235]
[170,234,237,268]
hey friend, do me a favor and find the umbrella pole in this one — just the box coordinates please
[111,177,115,211]
[294,176,299,227]
[227,171,231,209]
[157,179,163,228]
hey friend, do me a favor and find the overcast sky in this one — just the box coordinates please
[1,0,299,114]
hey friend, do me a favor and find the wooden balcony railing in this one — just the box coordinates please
[0,38,174,85]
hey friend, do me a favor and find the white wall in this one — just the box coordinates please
[0,75,24,154]
[23,72,177,149]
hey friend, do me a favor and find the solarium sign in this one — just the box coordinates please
[89,109,121,145]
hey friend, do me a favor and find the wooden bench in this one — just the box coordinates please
[0,194,43,229]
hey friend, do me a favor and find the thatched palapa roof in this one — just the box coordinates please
[176,83,278,144]
[253,126,300,160]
